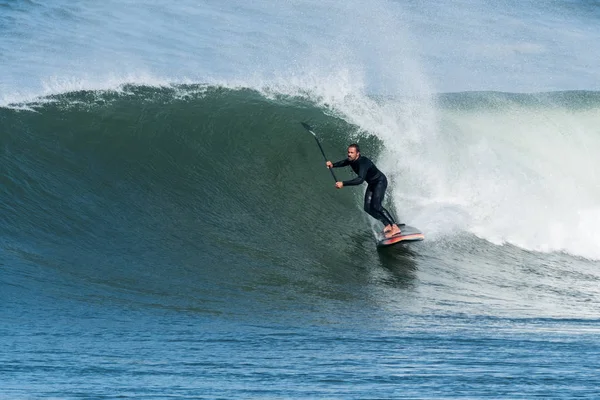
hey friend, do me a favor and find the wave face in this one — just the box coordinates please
[2,86,600,317]
[2,86,391,319]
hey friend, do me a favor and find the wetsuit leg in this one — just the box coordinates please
[369,177,396,226]
[364,185,378,220]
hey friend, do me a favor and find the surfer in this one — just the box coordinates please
[326,144,401,238]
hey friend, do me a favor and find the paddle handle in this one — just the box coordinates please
[301,122,338,182]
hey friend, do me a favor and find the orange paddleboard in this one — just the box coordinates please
[377,225,424,248]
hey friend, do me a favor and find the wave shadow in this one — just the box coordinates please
[375,244,420,288]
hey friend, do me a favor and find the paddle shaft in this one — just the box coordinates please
[301,123,338,182]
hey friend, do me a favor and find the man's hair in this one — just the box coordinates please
[348,143,360,152]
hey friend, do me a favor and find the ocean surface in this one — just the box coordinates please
[2,1,600,398]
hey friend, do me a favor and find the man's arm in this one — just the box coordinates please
[342,158,368,186]
[342,176,364,186]
[331,159,350,168]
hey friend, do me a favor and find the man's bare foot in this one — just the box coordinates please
[384,224,401,238]
[383,224,392,233]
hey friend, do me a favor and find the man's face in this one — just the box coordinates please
[347,147,359,161]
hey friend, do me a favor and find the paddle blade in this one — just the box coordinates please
[301,122,314,134]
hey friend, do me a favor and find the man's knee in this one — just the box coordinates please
[371,201,384,213]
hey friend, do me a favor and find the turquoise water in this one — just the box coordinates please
[2,1,600,398]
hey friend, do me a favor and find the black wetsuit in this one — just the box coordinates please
[332,156,397,227]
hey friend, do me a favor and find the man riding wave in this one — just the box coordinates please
[326,144,402,238]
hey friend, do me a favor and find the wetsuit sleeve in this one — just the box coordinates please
[332,159,350,168]
[342,159,367,186]
[342,176,365,186]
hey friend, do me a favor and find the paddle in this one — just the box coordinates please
[301,122,338,182]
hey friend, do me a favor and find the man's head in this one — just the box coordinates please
[347,144,360,161]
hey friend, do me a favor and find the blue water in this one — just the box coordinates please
[2,1,600,398]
